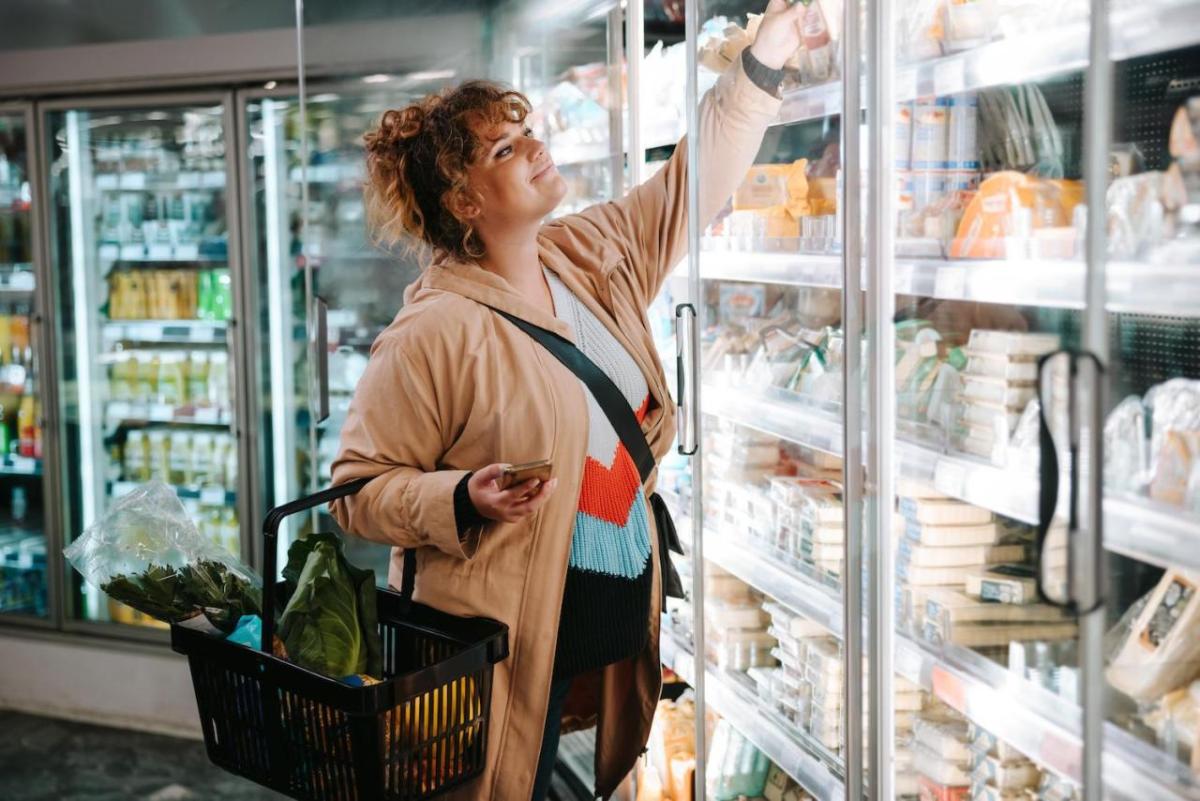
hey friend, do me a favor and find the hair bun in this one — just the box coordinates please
[365,105,426,156]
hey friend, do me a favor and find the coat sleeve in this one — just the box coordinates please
[328,335,481,559]
[556,54,781,306]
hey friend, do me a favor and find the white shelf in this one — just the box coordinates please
[288,164,362,185]
[659,629,846,801]
[104,402,232,427]
[102,319,228,344]
[0,267,35,294]
[0,456,41,477]
[109,480,235,506]
[698,251,1200,318]
[94,171,226,191]
[776,0,1200,125]
[98,242,226,263]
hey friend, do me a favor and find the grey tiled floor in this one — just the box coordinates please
[0,711,287,801]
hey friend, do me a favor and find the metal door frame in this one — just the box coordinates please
[36,89,248,642]
[0,100,59,631]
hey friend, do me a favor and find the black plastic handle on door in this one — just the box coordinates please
[1035,349,1104,612]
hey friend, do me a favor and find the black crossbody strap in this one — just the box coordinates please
[494,309,656,483]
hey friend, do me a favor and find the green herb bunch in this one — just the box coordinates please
[101,559,262,633]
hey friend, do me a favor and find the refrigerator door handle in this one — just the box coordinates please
[312,295,330,425]
[675,302,697,456]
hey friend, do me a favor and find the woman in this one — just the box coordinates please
[329,3,804,798]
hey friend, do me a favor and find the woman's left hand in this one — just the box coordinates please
[749,0,807,70]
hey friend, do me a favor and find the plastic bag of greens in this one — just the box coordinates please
[63,480,261,634]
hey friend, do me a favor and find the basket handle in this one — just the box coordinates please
[260,476,418,655]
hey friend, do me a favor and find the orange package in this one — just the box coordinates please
[949,171,1083,259]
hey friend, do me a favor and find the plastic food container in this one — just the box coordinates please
[971,756,1041,790]
[914,719,972,763]
[915,744,973,785]
[711,629,778,671]
[706,598,770,629]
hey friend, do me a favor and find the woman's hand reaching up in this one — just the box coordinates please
[749,0,807,70]
[468,464,559,523]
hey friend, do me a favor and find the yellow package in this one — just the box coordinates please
[735,164,791,210]
[808,175,837,216]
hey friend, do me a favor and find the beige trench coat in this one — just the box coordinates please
[329,58,780,800]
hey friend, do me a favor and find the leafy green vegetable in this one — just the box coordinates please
[278,532,382,679]
[101,560,262,633]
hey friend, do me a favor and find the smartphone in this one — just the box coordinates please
[498,459,553,490]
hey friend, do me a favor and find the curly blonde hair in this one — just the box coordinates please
[363,81,532,261]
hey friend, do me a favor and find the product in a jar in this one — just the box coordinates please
[124,429,149,482]
[947,93,980,171]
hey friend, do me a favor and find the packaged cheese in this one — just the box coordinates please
[967,724,1026,762]
[903,520,1005,547]
[898,541,1026,568]
[1150,430,1200,507]
[763,600,833,639]
[898,773,921,798]
[900,563,976,587]
[923,618,1077,648]
[914,719,972,762]
[949,174,1083,259]
[965,330,1061,358]
[1107,570,1200,702]
[962,376,1037,408]
[963,351,1041,382]
[924,589,1070,625]
[965,565,1039,604]
[971,757,1040,790]
[962,401,1024,432]
[900,497,994,526]
[898,477,951,499]
[915,744,973,785]
[764,764,792,801]
[970,783,1027,801]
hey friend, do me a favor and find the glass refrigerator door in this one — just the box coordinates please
[1098,19,1200,801]
[243,86,430,582]
[45,97,244,630]
[688,0,860,799]
[0,106,49,620]
[879,1,1200,801]
[491,0,626,216]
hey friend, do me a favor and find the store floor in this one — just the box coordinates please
[0,711,286,800]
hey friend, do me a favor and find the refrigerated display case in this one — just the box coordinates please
[240,84,435,579]
[658,0,1200,799]
[43,95,248,630]
[0,105,49,621]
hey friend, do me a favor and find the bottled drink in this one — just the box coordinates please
[187,351,209,405]
[125,429,148,482]
[169,431,191,485]
[146,430,169,482]
[16,360,35,458]
[191,432,213,486]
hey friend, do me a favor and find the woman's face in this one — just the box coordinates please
[465,118,567,230]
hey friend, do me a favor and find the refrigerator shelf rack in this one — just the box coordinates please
[689,519,1200,801]
[697,251,1200,319]
[702,384,1200,572]
[774,0,1200,126]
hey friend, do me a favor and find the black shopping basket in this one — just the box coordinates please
[171,477,509,801]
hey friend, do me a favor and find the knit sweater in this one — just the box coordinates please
[545,269,652,679]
